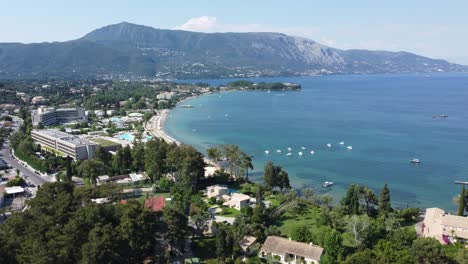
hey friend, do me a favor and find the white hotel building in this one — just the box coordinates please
[32,106,87,126]
[31,129,97,160]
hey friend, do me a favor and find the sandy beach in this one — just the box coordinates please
[145,95,220,170]
[146,109,179,145]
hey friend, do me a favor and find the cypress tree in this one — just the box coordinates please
[65,156,72,182]
[457,185,466,216]
[379,183,392,215]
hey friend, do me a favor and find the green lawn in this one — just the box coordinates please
[276,206,357,248]
[219,206,240,217]
[192,237,217,262]
[275,207,322,238]
[266,195,281,208]
[90,138,120,147]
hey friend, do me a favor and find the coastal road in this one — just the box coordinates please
[0,141,50,186]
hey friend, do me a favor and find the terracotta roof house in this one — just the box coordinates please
[259,236,323,264]
[144,196,166,212]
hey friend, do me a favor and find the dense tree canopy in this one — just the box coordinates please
[0,182,160,264]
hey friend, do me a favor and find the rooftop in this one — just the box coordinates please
[5,186,25,194]
[261,236,323,261]
[33,129,96,147]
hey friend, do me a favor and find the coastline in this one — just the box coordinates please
[145,93,220,169]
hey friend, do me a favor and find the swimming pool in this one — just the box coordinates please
[119,133,134,141]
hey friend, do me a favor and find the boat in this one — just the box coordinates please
[286,153,292,156]
[327,143,332,148]
[225,114,229,117]
[276,149,282,153]
[323,181,334,187]
[301,147,306,150]
[410,158,421,164]
[310,150,315,155]
[180,104,193,108]
[339,141,345,145]
[347,146,353,150]
[287,147,292,151]
[264,150,270,154]
[192,129,197,132]
[298,152,303,156]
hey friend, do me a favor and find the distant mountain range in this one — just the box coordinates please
[0,22,466,79]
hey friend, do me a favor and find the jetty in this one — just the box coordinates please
[454,181,468,185]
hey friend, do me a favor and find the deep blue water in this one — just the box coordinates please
[166,73,468,211]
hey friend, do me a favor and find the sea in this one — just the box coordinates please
[165,73,468,211]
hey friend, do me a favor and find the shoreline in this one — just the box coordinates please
[145,93,220,169]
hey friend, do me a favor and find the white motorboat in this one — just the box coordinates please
[323,181,334,187]
[298,151,303,156]
[339,141,345,145]
[286,153,292,156]
[347,146,353,150]
[310,150,315,155]
[301,147,306,150]
[410,158,421,164]
[327,143,332,148]
[264,150,270,154]
[287,147,292,151]
[276,149,282,153]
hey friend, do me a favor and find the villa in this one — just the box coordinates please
[259,236,323,264]
[223,193,251,210]
[422,207,468,244]
[206,184,229,199]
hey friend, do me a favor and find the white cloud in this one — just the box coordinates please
[174,16,217,31]
[174,16,321,36]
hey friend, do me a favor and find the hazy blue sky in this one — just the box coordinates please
[1,0,467,64]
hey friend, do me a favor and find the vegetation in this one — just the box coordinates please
[0,182,160,263]
[207,144,253,180]
[226,80,301,90]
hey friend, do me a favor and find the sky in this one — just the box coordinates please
[1,0,467,64]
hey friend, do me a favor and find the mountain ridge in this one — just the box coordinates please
[0,22,465,79]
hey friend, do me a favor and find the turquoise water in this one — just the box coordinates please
[166,73,468,210]
[119,133,152,142]
[119,133,134,141]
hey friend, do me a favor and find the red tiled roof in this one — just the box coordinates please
[144,196,166,212]
[119,200,128,205]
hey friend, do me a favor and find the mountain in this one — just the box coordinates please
[0,22,465,79]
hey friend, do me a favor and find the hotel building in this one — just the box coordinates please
[32,106,87,126]
[31,129,97,160]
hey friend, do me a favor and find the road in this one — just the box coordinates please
[0,141,50,186]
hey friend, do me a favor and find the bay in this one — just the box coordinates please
[165,73,468,210]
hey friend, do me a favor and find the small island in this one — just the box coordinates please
[222,80,301,91]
